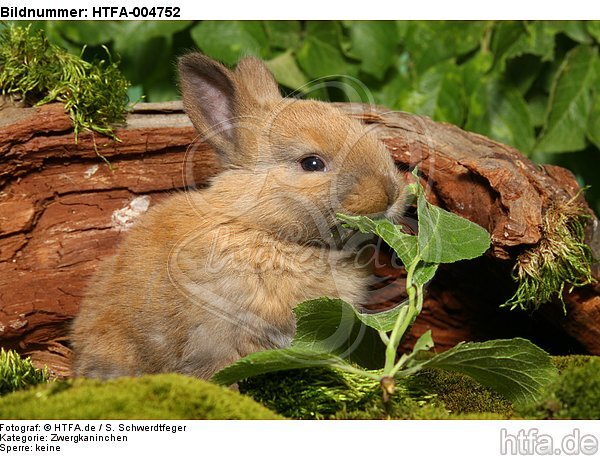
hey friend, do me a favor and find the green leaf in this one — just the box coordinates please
[465,78,535,154]
[346,21,398,80]
[395,330,435,371]
[402,338,559,405]
[398,59,466,125]
[337,175,490,268]
[490,21,526,69]
[295,297,410,345]
[116,36,177,102]
[534,45,597,154]
[588,92,600,149]
[492,21,558,66]
[266,50,309,91]
[547,21,593,44]
[212,297,392,385]
[292,298,386,369]
[297,35,355,80]
[369,218,439,285]
[461,52,493,95]
[46,21,113,47]
[412,171,491,263]
[588,22,600,42]
[190,21,269,66]
[402,21,487,73]
[527,93,550,128]
[212,347,359,386]
[353,303,409,333]
[373,54,412,109]
[339,215,417,264]
[412,330,435,353]
[263,21,301,50]
[337,214,439,286]
[111,21,192,51]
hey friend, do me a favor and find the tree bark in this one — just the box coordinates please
[1,100,598,378]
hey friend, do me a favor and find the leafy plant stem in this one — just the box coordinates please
[383,258,420,375]
[378,331,390,345]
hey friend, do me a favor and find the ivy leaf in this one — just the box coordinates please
[401,338,558,405]
[465,77,535,154]
[266,50,309,92]
[297,35,355,80]
[534,45,597,154]
[111,21,192,47]
[527,93,550,128]
[588,91,600,149]
[492,21,558,67]
[115,36,177,102]
[190,21,269,66]
[402,21,487,73]
[398,59,466,126]
[412,171,491,263]
[462,52,494,95]
[490,21,526,70]
[547,21,594,44]
[346,21,398,80]
[263,21,301,50]
[586,53,600,149]
[587,22,600,42]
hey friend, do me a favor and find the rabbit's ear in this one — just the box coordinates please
[234,57,282,106]
[178,53,237,160]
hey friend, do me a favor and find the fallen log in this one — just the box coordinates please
[0,99,598,377]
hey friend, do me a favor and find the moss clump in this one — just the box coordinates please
[0,374,281,419]
[504,197,595,312]
[407,369,513,418]
[551,354,594,372]
[518,357,600,419]
[0,24,130,140]
[240,368,449,420]
[240,368,385,419]
[0,348,50,396]
[240,367,523,419]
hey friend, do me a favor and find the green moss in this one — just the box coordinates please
[518,357,600,419]
[239,363,536,419]
[0,348,50,396]
[551,354,594,372]
[240,368,449,419]
[504,197,595,312]
[2,352,596,420]
[238,367,523,419]
[0,374,281,419]
[0,24,130,141]
[240,368,381,419]
[407,369,514,418]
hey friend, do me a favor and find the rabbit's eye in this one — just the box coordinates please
[300,156,327,172]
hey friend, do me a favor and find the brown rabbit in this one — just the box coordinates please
[71,53,406,380]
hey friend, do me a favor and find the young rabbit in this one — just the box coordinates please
[71,53,406,380]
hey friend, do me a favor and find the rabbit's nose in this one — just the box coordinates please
[341,177,390,216]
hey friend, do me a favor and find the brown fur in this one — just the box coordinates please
[71,53,405,380]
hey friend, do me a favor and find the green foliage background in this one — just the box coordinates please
[5,20,600,214]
